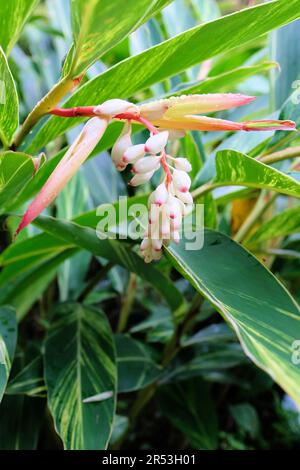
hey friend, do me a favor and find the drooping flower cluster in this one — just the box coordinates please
[109,112,194,262]
[16,94,296,263]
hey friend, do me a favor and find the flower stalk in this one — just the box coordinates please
[16,95,296,263]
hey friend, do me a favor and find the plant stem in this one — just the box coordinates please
[117,273,137,333]
[234,191,277,243]
[260,131,299,157]
[259,145,300,165]
[191,182,218,199]
[13,76,76,149]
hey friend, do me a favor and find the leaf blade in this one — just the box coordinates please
[166,229,300,408]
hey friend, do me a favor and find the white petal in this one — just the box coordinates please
[171,230,181,244]
[152,183,169,206]
[172,169,191,192]
[165,195,182,220]
[144,131,169,154]
[140,238,151,251]
[175,189,193,205]
[123,144,145,163]
[151,238,163,251]
[111,122,132,166]
[148,203,161,224]
[129,171,154,186]
[151,247,162,260]
[94,99,137,116]
[133,156,161,173]
[174,158,192,173]
[160,207,171,238]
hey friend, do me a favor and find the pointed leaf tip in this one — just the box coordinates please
[242,120,296,132]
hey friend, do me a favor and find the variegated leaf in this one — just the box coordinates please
[0,306,17,402]
[166,229,300,409]
[44,303,116,449]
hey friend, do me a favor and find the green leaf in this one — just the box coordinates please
[267,91,300,152]
[0,249,78,320]
[115,334,161,392]
[0,395,45,449]
[0,48,19,146]
[271,20,300,108]
[69,0,165,76]
[182,323,235,348]
[158,378,218,449]
[0,0,39,55]
[0,306,17,402]
[248,205,300,244]
[209,150,300,198]
[32,215,186,314]
[165,343,248,383]
[24,0,300,152]
[45,303,116,450]
[230,403,260,439]
[165,229,300,408]
[177,62,278,95]
[0,151,35,211]
[6,356,46,397]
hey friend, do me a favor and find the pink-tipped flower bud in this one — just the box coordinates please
[152,183,169,206]
[94,99,137,117]
[160,207,171,238]
[111,122,132,169]
[123,144,145,163]
[174,158,192,173]
[129,171,154,186]
[140,238,151,251]
[148,203,160,224]
[151,239,163,251]
[175,189,193,205]
[172,169,191,192]
[165,195,182,220]
[144,131,169,154]
[151,247,163,260]
[171,230,180,244]
[133,156,160,174]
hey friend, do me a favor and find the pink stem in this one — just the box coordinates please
[49,108,173,186]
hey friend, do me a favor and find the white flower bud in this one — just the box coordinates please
[152,183,169,206]
[183,204,194,216]
[150,248,162,260]
[174,158,192,173]
[129,171,154,186]
[94,99,137,117]
[160,207,171,238]
[171,230,180,244]
[123,144,145,163]
[172,169,191,192]
[148,203,160,224]
[165,195,182,220]
[140,238,151,251]
[133,156,160,174]
[175,189,193,205]
[170,216,182,231]
[111,122,131,169]
[144,131,169,154]
[151,238,163,251]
